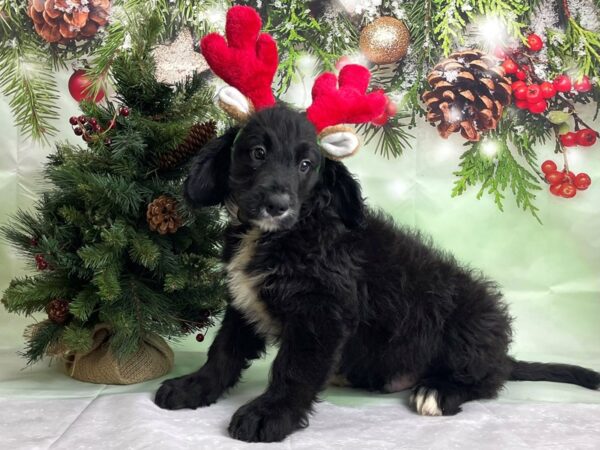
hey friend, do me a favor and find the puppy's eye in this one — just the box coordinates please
[299,159,312,173]
[251,145,266,161]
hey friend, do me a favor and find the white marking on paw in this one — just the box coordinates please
[411,387,442,416]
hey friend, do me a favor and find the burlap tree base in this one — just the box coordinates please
[64,324,174,385]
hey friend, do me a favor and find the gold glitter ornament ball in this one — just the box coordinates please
[359,16,410,65]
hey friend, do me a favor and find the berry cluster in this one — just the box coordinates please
[68,106,130,145]
[541,160,591,199]
[498,34,593,115]
[35,254,49,270]
[559,129,597,147]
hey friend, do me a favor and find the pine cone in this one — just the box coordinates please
[158,121,217,170]
[28,0,111,44]
[147,196,182,235]
[422,50,512,142]
[46,299,70,325]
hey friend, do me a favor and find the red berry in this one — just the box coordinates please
[515,99,529,109]
[515,69,526,81]
[528,100,547,114]
[513,85,528,100]
[74,127,83,136]
[502,59,518,74]
[494,46,507,59]
[511,81,527,90]
[527,33,544,52]
[560,183,577,198]
[30,238,39,247]
[526,84,542,103]
[196,333,205,342]
[78,115,87,123]
[576,129,598,147]
[545,170,565,185]
[573,76,592,93]
[69,116,78,125]
[560,132,578,147]
[385,100,398,117]
[89,118,98,126]
[539,81,556,99]
[562,170,576,183]
[108,119,117,130]
[119,106,130,117]
[553,75,572,93]
[541,160,557,174]
[550,183,563,196]
[574,173,592,190]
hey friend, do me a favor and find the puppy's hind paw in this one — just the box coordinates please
[409,386,443,416]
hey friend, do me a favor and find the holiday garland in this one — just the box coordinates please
[1,0,599,218]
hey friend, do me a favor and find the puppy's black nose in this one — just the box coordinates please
[265,193,290,217]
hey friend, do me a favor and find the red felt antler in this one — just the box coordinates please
[201,6,278,111]
[306,64,388,133]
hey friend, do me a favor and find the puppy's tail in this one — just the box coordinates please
[509,357,600,390]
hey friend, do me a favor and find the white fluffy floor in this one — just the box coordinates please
[2,349,600,449]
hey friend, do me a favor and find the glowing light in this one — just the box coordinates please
[481,140,499,157]
[473,15,508,50]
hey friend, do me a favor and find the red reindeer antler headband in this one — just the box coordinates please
[201,5,388,159]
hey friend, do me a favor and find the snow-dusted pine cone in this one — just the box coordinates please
[27,0,111,44]
[147,196,182,235]
[423,50,512,142]
[46,299,70,324]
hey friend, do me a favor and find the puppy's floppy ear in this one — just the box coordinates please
[322,159,366,229]
[184,127,238,207]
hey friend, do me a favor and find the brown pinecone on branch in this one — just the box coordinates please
[46,299,70,325]
[422,50,512,142]
[147,196,182,235]
[28,0,111,44]
[158,121,217,170]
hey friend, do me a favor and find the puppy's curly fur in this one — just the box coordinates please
[155,106,600,443]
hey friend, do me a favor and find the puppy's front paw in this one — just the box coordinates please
[228,397,307,442]
[154,374,221,410]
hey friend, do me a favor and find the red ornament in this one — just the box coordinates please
[526,84,542,103]
[539,81,556,99]
[553,75,572,93]
[528,100,547,115]
[560,183,577,198]
[541,160,557,174]
[502,59,518,74]
[574,173,592,190]
[196,333,205,342]
[576,129,598,147]
[573,76,592,93]
[560,132,578,147]
[526,33,544,52]
[515,69,526,81]
[513,85,528,100]
[545,170,564,185]
[68,70,105,103]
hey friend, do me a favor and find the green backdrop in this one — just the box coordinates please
[1,70,599,372]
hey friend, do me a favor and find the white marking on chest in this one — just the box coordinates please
[226,227,281,338]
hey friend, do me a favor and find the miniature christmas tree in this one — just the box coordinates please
[1,19,226,379]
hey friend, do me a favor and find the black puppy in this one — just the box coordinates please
[154,106,600,442]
